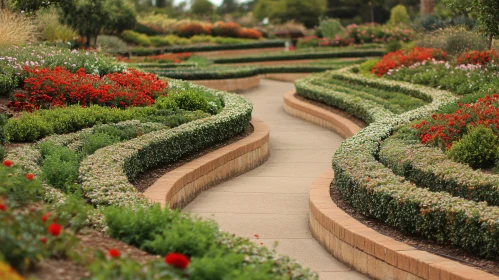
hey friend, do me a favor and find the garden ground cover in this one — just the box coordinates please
[0,44,318,279]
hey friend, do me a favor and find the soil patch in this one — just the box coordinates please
[329,182,499,276]
[133,124,254,193]
[294,94,367,128]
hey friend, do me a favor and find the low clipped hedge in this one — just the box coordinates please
[322,68,499,259]
[129,62,198,69]
[213,49,385,64]
[79,80,252,207]
[130,40,286,56]
[380,136,499,206]
[297,68,499,259]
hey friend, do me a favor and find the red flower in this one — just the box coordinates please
[108,249,121,258]
[164,253,190,269]
[0,203,6,211]
[48,222,62,236]
[41,237,47,244]
[41,212,50,222]
[3,160,13,167]
[26,173,35,181]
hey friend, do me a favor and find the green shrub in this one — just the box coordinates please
[417,26,488,55]
[97,35,129,54]
[318,17,343,39]
[447,126,499,169]
[385,40,402,52]
[36,7,78,42]
[41,145,80,193]
[121,30,152,46]
[389,5,410,25]
[81,132,120,155]
[154,96,179,111]
[169,88,211,114]
[358,59,380,75]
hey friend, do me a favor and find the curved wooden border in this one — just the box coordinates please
[143,117,270,209]
[284,90,499,280]
[190,75,261,92]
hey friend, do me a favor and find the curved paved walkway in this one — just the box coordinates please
[183,79,368,280]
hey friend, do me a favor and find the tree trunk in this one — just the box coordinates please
[156,0,166,7]
[1,0,4,10]
[421,0,435,16]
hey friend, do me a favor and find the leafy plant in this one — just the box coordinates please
[389,5,410,25]
[447,126,499,168]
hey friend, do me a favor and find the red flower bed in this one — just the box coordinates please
[413,94,499,150]
[237,28,262,40]
[9,67,167,111]
[372,47,448,76]
[177,23,211,38]
[456,49,498,65]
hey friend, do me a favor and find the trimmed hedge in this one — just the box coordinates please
[129,63,198,69]
[213,49,385,64]
[78,80,252,207]
[130,40,286,56]
[320,68,499,259]
[380,136,499,206]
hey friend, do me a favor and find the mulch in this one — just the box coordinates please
[133,124,254,193]
[329,182,499,276]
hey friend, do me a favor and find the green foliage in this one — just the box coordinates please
[447,126,499,168]
[97,35,129,54]
[40,145,80,193]
[122,30,152,46]
[36,7,78,42]
[389,4,410,25]
[358,59,380,75]
[81,132,120,155]
[254,0,327,28]
[190,0,214,16]
[318,17,343,38]
[169,90,210,114]
[417,27,488,55]
[385,40,402,52]
[59,0,137,47]
[0,164,42,207]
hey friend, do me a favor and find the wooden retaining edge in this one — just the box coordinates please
[284,90,499,280]
[189,74,313,92]
[143,117,270,209]
[190,75,261,92]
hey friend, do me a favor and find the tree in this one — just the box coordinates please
[190,0,214,16]
[444,0,499,49]
[59,0,137,47]
[421,0,435,15]
[254,0,326,27]
[218,0,239,14]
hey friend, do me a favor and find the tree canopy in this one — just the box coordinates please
[254,0,327,27]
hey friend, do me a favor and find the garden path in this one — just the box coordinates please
[183,79,368,280]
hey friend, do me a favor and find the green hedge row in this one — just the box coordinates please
[130,40,286,56]
[296,67,499,259]
[213,49,385,64]
[321,68,499,259]
[129,62,198,69]
[379,136,499,206]
[79,80,252,207]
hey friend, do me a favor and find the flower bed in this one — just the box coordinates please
[10,67,167,111]
[117,53,192,63]
[371,47,448,76]
[213,49,385,64]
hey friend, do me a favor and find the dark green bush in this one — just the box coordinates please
[385,40,402,53]
[81,132,120,155]
[447,126,499,169]
[41,145,80,193]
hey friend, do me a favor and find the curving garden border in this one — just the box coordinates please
[143,117,269,209]
[283,89,499,280]
[190,75,261,92]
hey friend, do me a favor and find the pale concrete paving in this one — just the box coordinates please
[183,79,368,280]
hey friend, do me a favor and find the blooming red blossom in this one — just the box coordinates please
[41,237,47,244]
[26,173,35,181]
[456,50,498,65]
[8,67,167,112]
[3,160,13,167]
[164,253,190,269]
[372,47,448,76]
[0,203,6,211]
[41,212,50,222]
[108,249,121,258]
[48,222,62,237]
